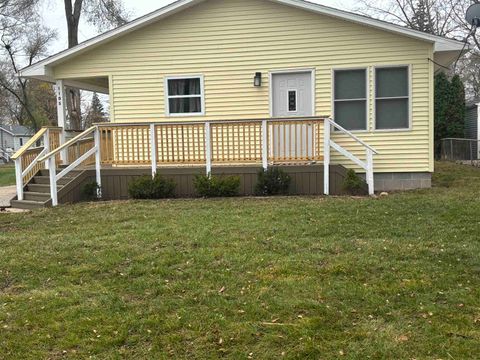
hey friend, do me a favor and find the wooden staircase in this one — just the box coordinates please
[11,169,84,210]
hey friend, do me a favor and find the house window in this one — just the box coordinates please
[166,76,204,116]
[288,90,297,112]
[19,138,23,146]
[375,66,410,130]
[334,69,367,131]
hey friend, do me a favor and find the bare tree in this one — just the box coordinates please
[0,7,57,130]
[356,0,467,37]
[63,0,130,130]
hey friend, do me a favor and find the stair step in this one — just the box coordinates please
[33,176,73,185]
[27,184,63,194]
[38,169,83,177]
[23,192,51,202]
[11,200,47,210]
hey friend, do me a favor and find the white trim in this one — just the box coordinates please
[287,89,298,113]
[164,75,205,117]
[332,67,369,131]
[17,0,466,80]
[0,127,15,136]
[373,64,412,132]
[269,68,316,117]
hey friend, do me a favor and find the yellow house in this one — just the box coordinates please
[11,0,466,208]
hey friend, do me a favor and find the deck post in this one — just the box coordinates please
[262,120,268,170]
[366,149,374,196]
[44,129,50,170]
[48,156,58,206]
[323,119,330,195]
[94,127,102,199]
[55,80,67,164]
[14,158,23,201]
[205,122,212,175]
[150,123,157,177]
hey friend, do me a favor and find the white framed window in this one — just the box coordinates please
[287,89,297,112]
[333,68,368,131]
[165,75,205,116]
[374,66,411,130]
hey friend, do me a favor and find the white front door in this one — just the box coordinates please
[271,71,314,159]
[272,72,313,117]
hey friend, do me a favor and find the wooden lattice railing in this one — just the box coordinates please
[96,118,325,168]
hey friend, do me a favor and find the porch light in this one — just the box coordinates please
[254,72,262,87]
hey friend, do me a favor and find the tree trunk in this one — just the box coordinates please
[64,0,83,130]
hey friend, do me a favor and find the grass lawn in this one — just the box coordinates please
[0,164,15,187]
[0,162,479,359]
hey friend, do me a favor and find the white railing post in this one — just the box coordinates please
[44,128,50,170]
[323,119,331,195]
[205,122,212,175]
[55,79,67,164]
[366,148,374,196]
[48,156,58,206]
[262,120,268,170]
[14,158,23,201]
[150,123,157,178]
[94,127,102,199]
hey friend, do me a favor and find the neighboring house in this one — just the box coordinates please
[11,0,466,208]
[0,125,33,162]
[465,101,479,141]
[465,101,480,159]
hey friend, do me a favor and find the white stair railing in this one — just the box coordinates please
[10,127,56,201]
[324,118,378,196]
[37,126,100,206]
[0,147,10,163]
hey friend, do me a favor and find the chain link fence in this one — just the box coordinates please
[440,138,480,166]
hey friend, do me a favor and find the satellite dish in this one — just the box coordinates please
[466,3,480,27]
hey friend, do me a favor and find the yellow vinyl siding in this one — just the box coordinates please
[53,0,434,173]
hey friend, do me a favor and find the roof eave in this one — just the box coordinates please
[17,0,467,79]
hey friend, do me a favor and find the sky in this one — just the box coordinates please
[42,0,357,53]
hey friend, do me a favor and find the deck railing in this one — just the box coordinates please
[19,117,378,206]
[10,127,62,201]
[96,117,325,173]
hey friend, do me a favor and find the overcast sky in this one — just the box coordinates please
[42,0,357,53]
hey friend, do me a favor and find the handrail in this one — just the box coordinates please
[327,118,379,154]
[38,126,96,163]
[11,128,47,160]
[95,116,329,128]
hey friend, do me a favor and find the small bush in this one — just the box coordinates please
[255,167,291,196]
[81,181,101,201]
[342,169,365,196]
[128,174,176,199]
[194,174,240,197]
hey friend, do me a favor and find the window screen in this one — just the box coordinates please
[334,69,367,130]
[375,67,409,129]
[166,77,203,115]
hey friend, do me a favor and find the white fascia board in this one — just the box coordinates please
[18,0,466,79]
[0,127,14,136]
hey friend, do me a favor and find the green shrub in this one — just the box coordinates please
[255,167,291,196]
[128,174,176,199]
[194,174,240,197]
[342,169,365,196]
[81,181,101,201]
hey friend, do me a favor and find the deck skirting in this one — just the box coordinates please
[57,165,353,204]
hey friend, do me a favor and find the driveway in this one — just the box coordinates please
[0,186,16,207]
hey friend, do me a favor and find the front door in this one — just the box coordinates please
[272,71,313,117]
[271,71,314,159]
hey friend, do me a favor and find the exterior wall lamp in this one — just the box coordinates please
[254,72,262,87]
